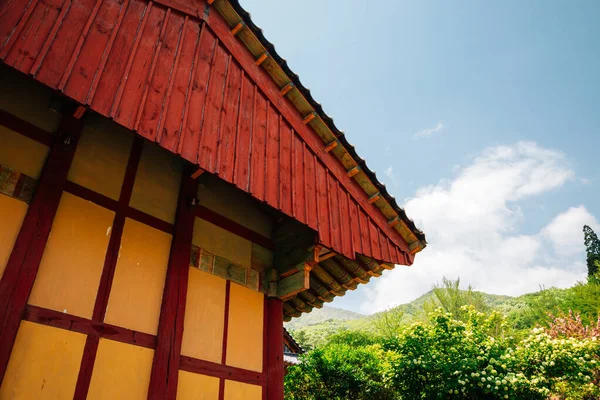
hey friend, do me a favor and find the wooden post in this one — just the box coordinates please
[266,298,284,400]
[148,171,198,400]
[0,115,83,385]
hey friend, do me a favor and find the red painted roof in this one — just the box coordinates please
[0,0,421,265]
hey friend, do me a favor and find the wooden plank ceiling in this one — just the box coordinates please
[0,0,425,267]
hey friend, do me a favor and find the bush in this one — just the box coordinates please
[284,342,395,400]
[383,307,600,400]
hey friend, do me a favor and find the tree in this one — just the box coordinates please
[583,225,600,280]
[373,306,405,338]
[423,277,489,322]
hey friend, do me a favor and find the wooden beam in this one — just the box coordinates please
[0,114,83,387]
[191,167,205,179]
[266,299,284,400]
[299,290,324,309]
[311,266,346,296]
[334,256,371,285]
[180,355,265,385]
[279,82,294,96]
[320,258,358,290]
[368,192,381,204]
[388,216,400,228]
[324,140,338,152]
[0,109,52,146]
[23,305,156,349]
[309,277,335,302]
[317,250,336,262]
[347,166,360,178]
[277,265,310,301]
[255,52,269,66]
[148,171,198,400]
[230,21,245,35]
[302,112,316,124]
[73,105,87,119]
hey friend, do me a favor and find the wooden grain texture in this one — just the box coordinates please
[180,355,266,386]
[148,171,198,400]
[266,298,284,400]
[198,43,229,172]
[0,115,82,387]
[233,75,254,192]
[0,0,414,266]
[278,120,293,216]
[250,91,267,202]
[178,22,216,160]
[215,59,242,181]
[265,105,280,207]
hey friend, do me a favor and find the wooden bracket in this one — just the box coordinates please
[388,216,399,228]
[73,105,87,119]
[277,264,310,301]
[230,21,245,35]
[191,168,205,179]
[280,82,294,96]
[324,140,338,152]
[302,112,317,124]
[317,251,336,263]
[347,166,360,178]
[255,52,269,66]
[409,241,422,254]
[368,192,380,204]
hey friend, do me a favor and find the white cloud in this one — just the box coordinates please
[384,166,398,188]
[413,121,446,139]
[361,141,592,313]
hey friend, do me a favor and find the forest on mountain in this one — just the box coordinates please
[284,226,600,400]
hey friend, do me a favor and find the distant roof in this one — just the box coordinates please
[284,328,304,355]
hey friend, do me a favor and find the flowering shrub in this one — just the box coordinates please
[383,307,600,400]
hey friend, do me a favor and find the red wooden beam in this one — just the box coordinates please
[179,356,266,386]
[23,305,156,349]
[218,280,232,400]
[266,298,284,400]
[148,171,198,400]
[0,114,83,386]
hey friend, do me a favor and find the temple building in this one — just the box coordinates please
[0,0,426,398]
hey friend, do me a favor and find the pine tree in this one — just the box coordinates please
[583,225,600,280]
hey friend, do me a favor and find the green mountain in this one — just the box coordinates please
[285,289,526,350]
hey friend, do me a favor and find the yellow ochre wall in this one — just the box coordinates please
[182,268,227,363]
[224,380,263,400]
[226,283,264,372]
[0,125,49,280]
[87,339,154,400]
[0,321,86,399]
[177,371,220,400]
[104,218,172,335]
[28,193,114,318]
[0,69,274,399]
[68,114,133,200]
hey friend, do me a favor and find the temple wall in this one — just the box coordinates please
[0,67,271,400]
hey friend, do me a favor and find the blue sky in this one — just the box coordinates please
[240,0,600,313]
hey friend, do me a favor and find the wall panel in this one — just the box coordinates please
[67,114,133,200]
[130,141,182,223]
[224,379,262,400]
[28,192,115,318]
[0,321,86,399]
[87,339,154,400]
[181,268,226,363]
[176,370,220,400]
[225,283,263,372]
[0,125,49,179]
[0,196,28,280]
[104,218,172,335]
[193,218,252,268]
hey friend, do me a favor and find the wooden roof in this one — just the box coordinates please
[0,0,425,266]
